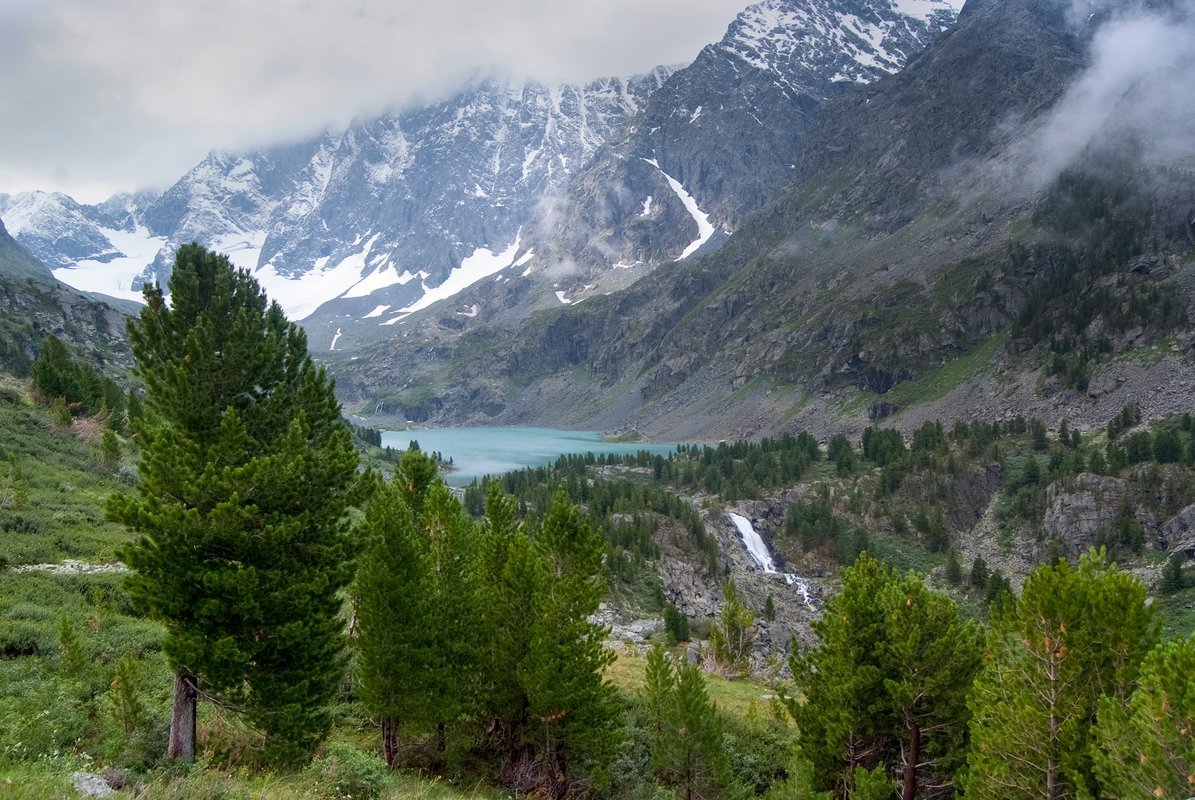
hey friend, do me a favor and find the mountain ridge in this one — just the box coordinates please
[325,0,1195,442]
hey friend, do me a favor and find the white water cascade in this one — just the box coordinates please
[728,513,814,606]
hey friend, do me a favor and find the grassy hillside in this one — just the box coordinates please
[0,370,794,798]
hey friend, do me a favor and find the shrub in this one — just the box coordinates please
[304,741,390,800]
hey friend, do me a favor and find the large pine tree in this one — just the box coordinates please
[107,243,359,764]
[787,553,981,799]
[1090,634,1195,799]
[963,550,1159,799]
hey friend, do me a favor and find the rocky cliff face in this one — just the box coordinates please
[0,216,55,284]
[525,0,964,280]
[0,220,129,377]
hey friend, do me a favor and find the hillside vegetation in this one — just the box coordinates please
[4,331,1195,798]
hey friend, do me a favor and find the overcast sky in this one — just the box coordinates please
[0,0,748,203]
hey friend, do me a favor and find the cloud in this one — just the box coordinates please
[0,0,747,201]
[1016,1,1195,191]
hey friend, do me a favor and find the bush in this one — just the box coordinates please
[304,741,390,800]
[0,665,91,761]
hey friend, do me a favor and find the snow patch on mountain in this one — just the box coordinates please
[890,0,963,24]
[255,233,383,320]
[642,159,714,260]
[514,250,535,270]
[390,236,523,319]
[342,263,419,300]
[210,231,267,271]
[723,0,964,87]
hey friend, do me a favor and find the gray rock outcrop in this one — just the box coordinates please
[1043,473,1129,557]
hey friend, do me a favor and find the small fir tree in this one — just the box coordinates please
[1160,553,1186,594]
[664,603,690,643]
[710,579,755,674]
[100,427,121,469]
[50,396,72,430]
[642,642,730,800]
[109,655,147,737]
[944,548,963,585]
[969,555,989,590]
[0,456,29,510]
[985,570,1012,606]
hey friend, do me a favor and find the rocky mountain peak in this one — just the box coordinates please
[722,0,963,89]
[521,0,964,287]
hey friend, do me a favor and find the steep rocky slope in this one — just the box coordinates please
[0,220,130,377]
[524,0,963,280]
[0,216,55,284]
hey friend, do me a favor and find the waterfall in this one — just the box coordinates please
[728,513,813,607]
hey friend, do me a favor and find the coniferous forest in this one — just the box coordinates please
[1,243,1193,799]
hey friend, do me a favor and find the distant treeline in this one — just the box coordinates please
[29,334,139,433]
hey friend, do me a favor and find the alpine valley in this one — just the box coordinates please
[5,0,1195,796]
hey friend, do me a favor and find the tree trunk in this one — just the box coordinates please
[381,717,398,768]
[167,669,197,762]
[901,721,921,800]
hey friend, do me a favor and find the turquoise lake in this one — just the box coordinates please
[379,427,679,486]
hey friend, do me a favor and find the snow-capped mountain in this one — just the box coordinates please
[3,71,672,324]
[0,192,127,271]
[2,0,963,345]
[526,0,964,281]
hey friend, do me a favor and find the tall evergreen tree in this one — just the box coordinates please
[353,474,430,768]
[353,455,483,766]
[788,554,896,796]
[788,553,980,798]
[642,642,731,800]
[418,478,484,755]
[478,487,620,793]
[1090,634,1195,799]
[519,491,621,783]
[963,550,1159,799]
[878,572,981,799]
[107,243,359,764]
